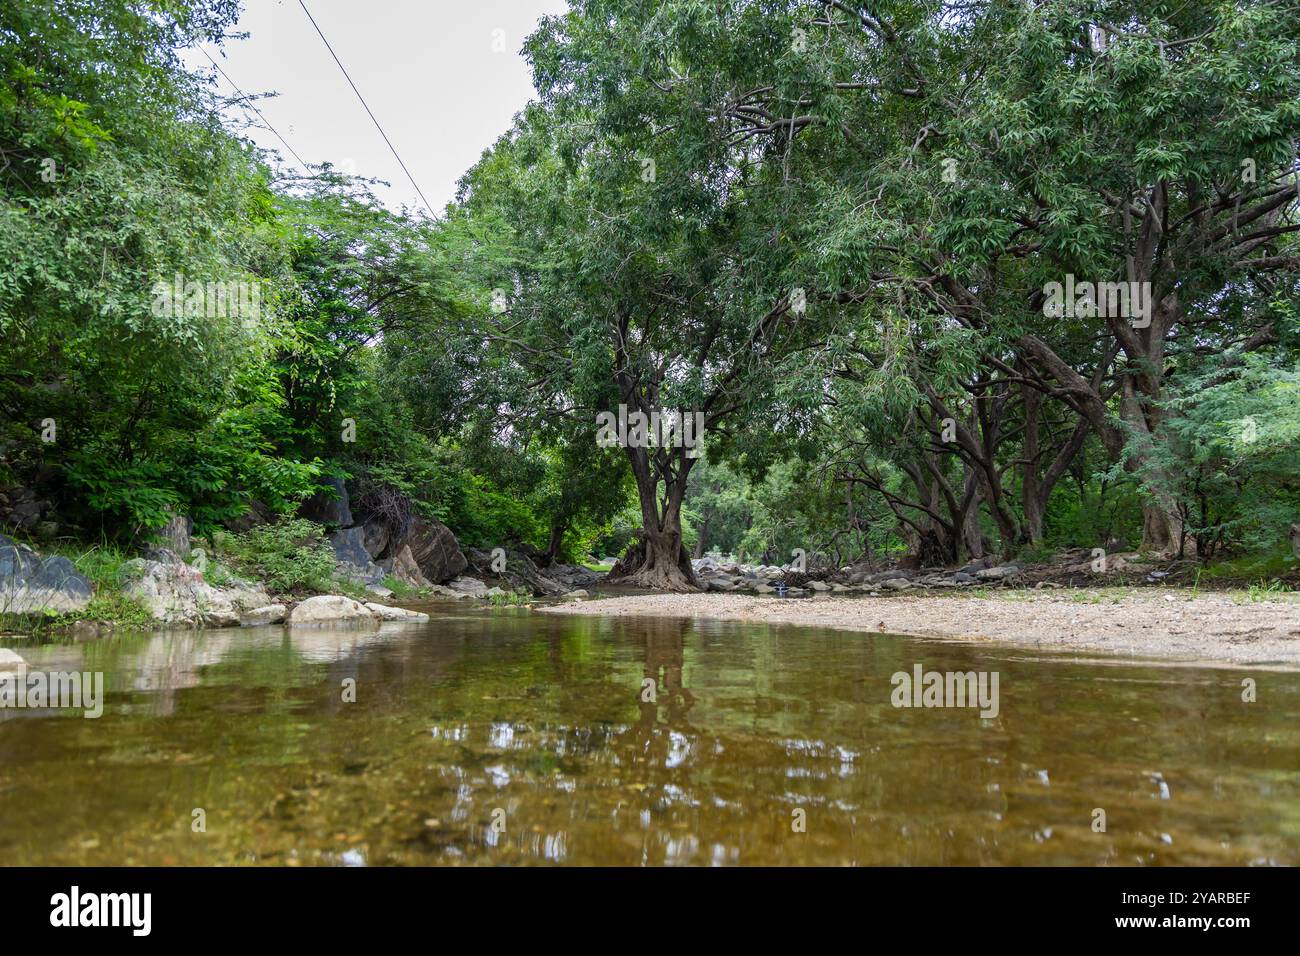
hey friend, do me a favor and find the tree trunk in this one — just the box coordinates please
[605,445,699,591]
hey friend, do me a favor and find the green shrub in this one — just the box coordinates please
[223,518,338,594]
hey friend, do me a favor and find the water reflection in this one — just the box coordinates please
[0,610,1298,866]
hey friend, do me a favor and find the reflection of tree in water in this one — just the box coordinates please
[622,617,698,771]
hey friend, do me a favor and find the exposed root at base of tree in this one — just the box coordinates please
[605,534,700,593]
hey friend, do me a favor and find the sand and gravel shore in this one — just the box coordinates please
[539,589,1300,666]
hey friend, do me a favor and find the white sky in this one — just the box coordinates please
[185,0,569,215]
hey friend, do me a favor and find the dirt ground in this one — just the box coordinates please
[539,588,1300,667]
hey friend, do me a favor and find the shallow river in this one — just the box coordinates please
[2,607,1297,865]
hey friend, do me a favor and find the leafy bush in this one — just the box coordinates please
[222,518,338,594]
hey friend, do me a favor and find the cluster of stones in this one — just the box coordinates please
[693,554,1029,595]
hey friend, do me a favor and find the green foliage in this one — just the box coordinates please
[221,519,338,595]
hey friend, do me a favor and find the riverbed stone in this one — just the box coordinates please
[364,602,430,622]
[240,604,287,626]
[288,595,380,627]
[0,534,94,614]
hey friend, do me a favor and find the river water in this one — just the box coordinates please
[2,607,1297,865]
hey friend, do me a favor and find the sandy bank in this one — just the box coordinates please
[539,589,1300,666]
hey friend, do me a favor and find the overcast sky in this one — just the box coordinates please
[185,1,569,215]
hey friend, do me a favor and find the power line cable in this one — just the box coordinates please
[295,0,436,214]
[198,46,313,176]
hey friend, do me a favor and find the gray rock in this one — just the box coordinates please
[976,565,1021,581]
[561,589,589,600]
[443,576,488,598]
[364,602,429,622]
[300,477,353,528]
[329,527,386,586]
[240,604,287,626]
[381,544,432,589]
[865,570,911,585]
[882,577,913,590]
[547,563,601,589]
[361,520,391,560]
[121,555,270,628]
[288,595,379,627]
[0,534,93,614]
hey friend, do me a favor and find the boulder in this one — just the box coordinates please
[976,564,1022,581]
[287,595,379,627]
[364,602,430,622]
[361,519,391,561]
[442,576,487,599]
[546,563,601,590]
[328,527,386,586]
[381,544,432,589]
[0,534,94,614]
[864,569,911,585]
[882,577,913,591]
[299,477,353,528]
[561,589,589,600]
[121,556,271,628]
[240,604,287,626]
[404,517,467,584]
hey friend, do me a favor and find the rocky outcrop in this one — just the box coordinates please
[380,544,432,588]
[403,517,467,583]
[0,534,93,614]
[0,486,53,534]
[328,527,386,586]
[121,554,271,628]
[299,477,353,528]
